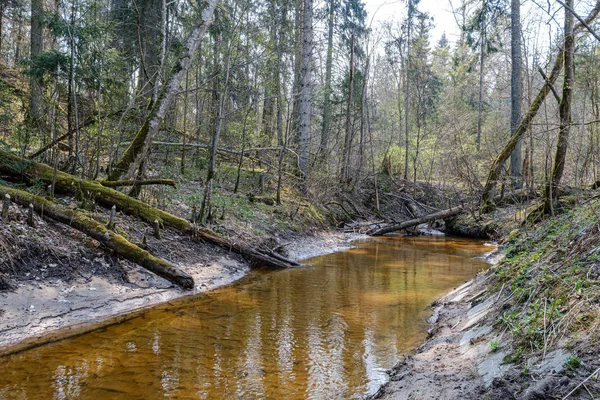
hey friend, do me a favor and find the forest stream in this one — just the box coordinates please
[0,236,492,399]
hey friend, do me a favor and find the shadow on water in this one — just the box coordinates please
[0,236,491,399]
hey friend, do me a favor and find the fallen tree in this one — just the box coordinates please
[0,184,194,289]
[0,149,301,269]
[480,2,600,210]
[368,206,464,236]
[99,179,177,188]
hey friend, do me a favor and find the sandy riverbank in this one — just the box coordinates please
[0,231,361,357]
[369,249,581,400]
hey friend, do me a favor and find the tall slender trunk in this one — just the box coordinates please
[181,70,189,174]
[476,3,486,152]
[358,56,370,180]
[544,0,574,214]
[29,0,45,131]
[319,0,335,162]
[200,21,235,223]
[291,0,304,143]
[68,0,79,174]
[0,3,5,56]
[403,0,412,180]
[509,0,523,188]
[154,0,167,103]
[275,0,287,147]
[14,6,25,67]
[341,34,355,185]
[297,0,313,183]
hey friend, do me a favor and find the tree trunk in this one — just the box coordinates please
[319,0,335,162]
[0,3,4,54]
[479,0,600,209]
[291,0,304,144]
[358,56,370,180]
[476,9,485,152]
[200,26,233,223]
[509,0,523,188]
[107,0,218,181]
[136,0,163,103]
[29,0,45,130]
[404,0,412,180]
[544,0,575,214]
[99,179,177,188]
[297,0,313,183]
[0,185,194,289]
[368,206,464,236]
[181,70,189,174]
[341,34,355,185]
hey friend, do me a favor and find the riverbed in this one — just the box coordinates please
[0,236,491,399]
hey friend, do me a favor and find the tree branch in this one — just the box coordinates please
[537,66,561,103]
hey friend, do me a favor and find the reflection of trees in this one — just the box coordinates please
[0,238,489,399]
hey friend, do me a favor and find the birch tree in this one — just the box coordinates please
[108,0,219,181]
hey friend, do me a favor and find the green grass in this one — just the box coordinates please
[493,198,600,361]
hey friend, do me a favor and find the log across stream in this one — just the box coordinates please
[0,236,493,399]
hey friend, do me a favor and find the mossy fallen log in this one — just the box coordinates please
[99,179,177,188]
[0,184,194,289]
[368,206,464,236]
[445,213,501,239]
[0,150,301,269]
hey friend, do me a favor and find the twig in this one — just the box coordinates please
[563,367,600,399]
[583,383,595,399]
[538,66,561,103]
[496,283,506,302]
[554,0,600,42]
[543,297,548,359]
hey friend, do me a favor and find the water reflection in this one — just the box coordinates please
[0,236,491,399]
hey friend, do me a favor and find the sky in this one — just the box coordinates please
[363,0,461,44]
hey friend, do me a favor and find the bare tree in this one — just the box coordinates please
[29,0,45,133]
[509,0,522,188]
[544,0,574,214]
[298,0,313,184]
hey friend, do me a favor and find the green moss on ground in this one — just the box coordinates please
[491,197,600,364]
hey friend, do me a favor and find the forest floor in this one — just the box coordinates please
[372,194,600,400]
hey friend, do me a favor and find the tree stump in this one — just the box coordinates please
[153,219,161,240]
[27,203,35,227]
[107,205,117,230]
[1,194,9,219]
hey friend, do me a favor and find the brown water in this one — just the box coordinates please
[0,236,491,400]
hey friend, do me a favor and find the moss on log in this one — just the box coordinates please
[99,179,177,188]
[445,213,500,239]
[0,184,194,289]
[0,150,301,269]
[368,206,464,236]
